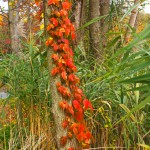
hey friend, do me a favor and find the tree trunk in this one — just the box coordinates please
[80,0,88,55]
[124,0,140,43]
[100,0,110,48]
[8,0,20,54]
[89,0,102,63]
[44,1,78,149]
[74,0,82,31]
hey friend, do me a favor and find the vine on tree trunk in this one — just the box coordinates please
[46,0,93,149]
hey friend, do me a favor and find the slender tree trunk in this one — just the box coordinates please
[124,0,140,43]
[100,0,110,48]
[89,0,102,63]
[80,0,88,55]
[74,0,82,45]
[9,0,20,54]
[44,1,78,149]
[74,0,82,31]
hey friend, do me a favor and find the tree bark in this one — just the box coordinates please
[80,0,88,54]
[44,1,78,149]
[124,0,140,43]
[89,0,102,63]
[100,0,110,48]
[8,0,20,54]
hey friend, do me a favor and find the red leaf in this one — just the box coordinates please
[60,136,67,146]
[74,93,82,102]
[83,99,93,111]
[68,106,74,116]
[78,124,85,133]
[75,112,83,121]
[61,71,67,80]
[71,32,76,40]
[68,74,80,83]
[73,127,78,135]
[50,18,58,27]
[65,58,73,67]
[51,67,59,76]
[64,18,71,25]
[86,131,92,139]
[61,39,69,44]
[68,74,75,82]
[52,43,59,51]
[58,86,70,97]
[76,88,83,95]
[62,120,69,129]
[76,132,86,142]
[73,100,80,109]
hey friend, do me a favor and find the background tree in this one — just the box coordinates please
[125,0,140,43]
[89,0,101,63]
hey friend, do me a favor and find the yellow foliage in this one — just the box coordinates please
[40,24,44,30]
[0,15,3,22]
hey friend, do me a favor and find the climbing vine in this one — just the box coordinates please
[46,0,93,149]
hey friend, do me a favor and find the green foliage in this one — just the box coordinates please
[74,23,150,148]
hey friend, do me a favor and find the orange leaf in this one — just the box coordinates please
[52,54,59,61]
[62,1,71,10]
[68,148,74,150]
[59,101,68,110]
[60,9,68,16]
[48,0,60,5]
[61,71,67,80]
[35,0,41,6]
[47,24,54,31]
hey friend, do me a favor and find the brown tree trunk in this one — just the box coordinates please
[89,0,102,63]
[80,0,88,55]
[124,0,140,43]
[9,0,20,54]
[44,1,78,149]
[74,0,82,31]
[100,0,110,48]
[74,0,82,45]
